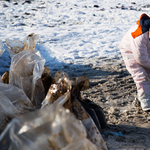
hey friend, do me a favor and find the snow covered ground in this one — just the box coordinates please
[0,0,150,77]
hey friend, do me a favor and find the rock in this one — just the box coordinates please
[24,12,30,15]
[13,2,18,5]
[131,2,136,4]
[147,116,150,121]
[3,4,8,7]
[132,97,141,108]
[108,107,120,115]
[93,5,99,8]
[22,0,32,5]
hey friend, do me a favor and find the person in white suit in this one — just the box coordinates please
[119,13,150,111]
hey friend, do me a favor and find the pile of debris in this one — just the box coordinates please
[0,33,108,150]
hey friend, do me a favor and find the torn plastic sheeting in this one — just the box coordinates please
[0,104,98,150]
[0,90,20,133]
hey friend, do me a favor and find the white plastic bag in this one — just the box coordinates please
[0,90,19,133]
[6,39,24,58]
[0,104,98,150]
[0,83,33,112]
[7,33,45,108]
[0,83,33,132]
[9,51,45,108]
[23,33,39,52]
[6,33,39,58]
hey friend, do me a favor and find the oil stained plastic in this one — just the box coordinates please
[8,33,45,108]
[9,51,45,108]
[0,104,98,150]
[6,33,39,57]
[1,34,107,150]
[41,71,108,150]
[0,83,33,133]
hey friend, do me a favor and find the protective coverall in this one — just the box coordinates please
[119,13,150,111]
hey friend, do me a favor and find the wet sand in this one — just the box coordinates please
[80,55,150,150]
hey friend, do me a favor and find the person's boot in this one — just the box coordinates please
[138,94,150,111]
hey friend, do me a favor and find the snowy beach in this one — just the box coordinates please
[0,0,149,77]
[0,0,150,149]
